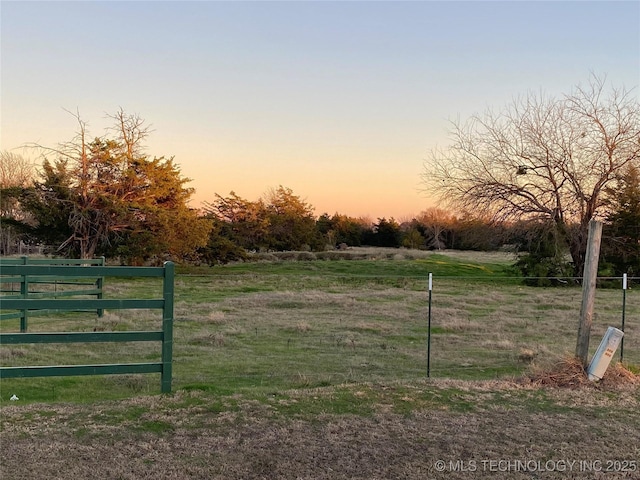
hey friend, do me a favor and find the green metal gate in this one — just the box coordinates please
[0,257,106,332]
[0,262,174,393]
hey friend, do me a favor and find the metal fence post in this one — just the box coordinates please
[161,261,174,393]
[427,272,433,378]
[20,256,28,332]
[96,256,105,318]
[620,273,627,363]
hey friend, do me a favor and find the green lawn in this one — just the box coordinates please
[1,249,637,405]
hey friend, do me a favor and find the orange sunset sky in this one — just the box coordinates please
[2,1,638,219]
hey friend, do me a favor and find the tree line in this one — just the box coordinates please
[2,139,638,281]
[1,74,639,281]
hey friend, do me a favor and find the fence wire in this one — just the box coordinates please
[2,273,637,393]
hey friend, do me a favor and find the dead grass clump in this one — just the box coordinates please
[527,356,594,388]
[295,321,311,333]
[205,311,226,325]
[517,347,538,363]
[600,362,640,388]
[526,356,639,390]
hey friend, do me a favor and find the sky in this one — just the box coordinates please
[1,1,639,220]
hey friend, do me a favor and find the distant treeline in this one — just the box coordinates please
[198,189,639,285]
[2,162,639,284]
[2,106,638,285]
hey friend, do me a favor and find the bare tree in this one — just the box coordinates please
[416,207,456,250]
[0,150,34,190]
[0,150,34,220]
[0,151,35,253]
[422,75,640,275]
[107,108,151,162]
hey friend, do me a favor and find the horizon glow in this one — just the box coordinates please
[2,1,638,219]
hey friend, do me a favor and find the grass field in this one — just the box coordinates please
[1,248,639,479]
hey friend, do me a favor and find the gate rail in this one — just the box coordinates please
[0,262,174,393]
[0,257,106,331]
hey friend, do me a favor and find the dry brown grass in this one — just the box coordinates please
[2,380,639,480]
[526,355,639,390]
[0,348,27,360]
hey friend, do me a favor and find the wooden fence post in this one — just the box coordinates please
[575,219,603,367]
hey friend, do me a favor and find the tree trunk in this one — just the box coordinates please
[557,218,589,278]
[568,232,587,278]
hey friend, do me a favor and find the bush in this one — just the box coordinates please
[516,253,574,287]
